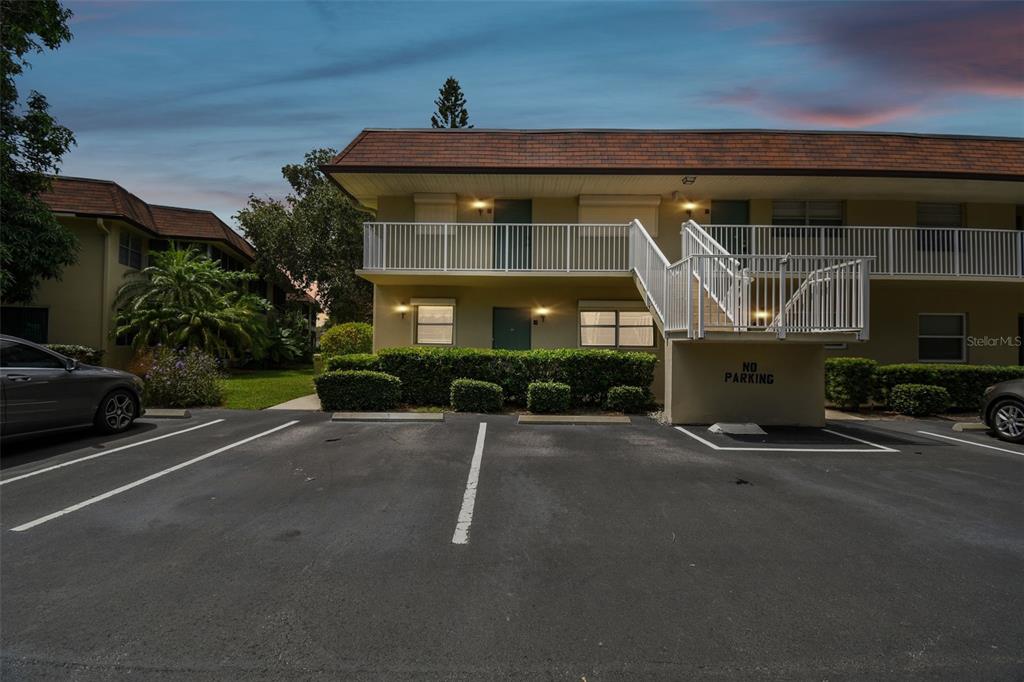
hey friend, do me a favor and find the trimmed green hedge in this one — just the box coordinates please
[314,370,401,411]
[605,385,652,413]
[324,353,381,372]
[874,363,1024,410]
[824,357,877,410]
[450,379,504,413]
[527,381,571,414]
[319,322,372,356]
[46,344,104,365]
[376,347,656,407]
[889,384,951,417]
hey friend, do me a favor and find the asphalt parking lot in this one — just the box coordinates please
[2,410,1022,680]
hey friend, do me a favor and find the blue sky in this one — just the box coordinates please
[19,0,1024,226]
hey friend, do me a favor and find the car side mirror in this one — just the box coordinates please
[65,357,79,371]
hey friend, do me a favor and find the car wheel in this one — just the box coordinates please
[95,389,138,434]
[991,398,1024,444]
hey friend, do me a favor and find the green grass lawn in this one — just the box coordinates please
[221,367,316,410]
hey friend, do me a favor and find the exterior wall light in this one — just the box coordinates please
[536,307,550,322]
[397,303,410,319]
[683,202,698,220]
[472,199,491,217]
[754,310,770,321]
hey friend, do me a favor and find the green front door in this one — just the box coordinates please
[492,307,532,350]
[493,200,532,269]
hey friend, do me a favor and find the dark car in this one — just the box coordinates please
[981,378,1024,444]
[1,335,144,439]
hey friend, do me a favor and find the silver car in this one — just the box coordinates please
[1,335,144,438]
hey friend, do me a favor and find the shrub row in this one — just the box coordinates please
[46,344,105,365]
[825,358,1024,411]
[314,370,401,411]
[874,364,1024,411]
[325,347,656,407]
[143,347,223,408]
[889,384,951,417]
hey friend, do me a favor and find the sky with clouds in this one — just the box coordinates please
[18,0,1024,227]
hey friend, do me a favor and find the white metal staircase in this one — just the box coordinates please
[628,219,871,341]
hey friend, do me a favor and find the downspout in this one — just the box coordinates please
[96,218,110,352]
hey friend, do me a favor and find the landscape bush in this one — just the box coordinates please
[314,370,401,411]
[376,347,656,407]
[45,344,104,365]
[319,322,373,357]
[888,384,952,417]
[824,357,877,410]
[527,381,571,414]
[450,378,504,413]
[143,347,224,408]
[324,353,381,372]
[604,385,652,413]
[874,363,1024,410]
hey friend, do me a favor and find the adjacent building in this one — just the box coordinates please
[1,176,309,368]
[321,128,1023,425]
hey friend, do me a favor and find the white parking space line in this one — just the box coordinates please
[10,421,298,532]
[452,422,487,545]
[674,426,898,453]
[918,431,1024,458]
[0,420,226,486]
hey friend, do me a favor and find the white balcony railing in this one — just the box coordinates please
[704,225,1024,278]
[362,222,630,272]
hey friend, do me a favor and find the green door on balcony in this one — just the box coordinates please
[493,200,532,269]
[492,307,532,350]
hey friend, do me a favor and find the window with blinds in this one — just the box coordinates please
[916,203,962,228]
[771,201,843,226]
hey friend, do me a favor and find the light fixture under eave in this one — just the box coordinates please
[397,304,410,319]
[536,307,550,322]
[472,199,490,216]
[754,310,770,321]
[683,201,698,220]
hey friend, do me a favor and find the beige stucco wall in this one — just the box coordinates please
[666,341,825,426]
[827,280,1023,365]
[372,278,665,398]
[965,203,1016,229]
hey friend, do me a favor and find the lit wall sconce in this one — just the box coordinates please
[683,202,698,220]
[754,310,770,321]
[472,199,492,217]
[535,307,550,323]
[397,303,410,319]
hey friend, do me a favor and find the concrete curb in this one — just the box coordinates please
[331,412,445,422]
[518,415,631,425]
[952,422,989,432]
[143,408,191,419]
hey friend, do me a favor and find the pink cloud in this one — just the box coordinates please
[746,2,1024,99]
[708,86,924,128]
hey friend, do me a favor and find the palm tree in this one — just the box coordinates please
[114,246,270,359]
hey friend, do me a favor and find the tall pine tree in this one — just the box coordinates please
[430,77,472,129]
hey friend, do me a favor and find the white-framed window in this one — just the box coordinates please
[771,201,844,226]
[415,304,454,345]
[119,232,143,269]
[579,309,655,348]
[918,313,966,362]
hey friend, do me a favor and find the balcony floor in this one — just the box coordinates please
[356,269,633,286]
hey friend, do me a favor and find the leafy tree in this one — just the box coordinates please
[1,0,78,303]
[430,76,472,129]
[235,148,373,322]
[113,247,270,359]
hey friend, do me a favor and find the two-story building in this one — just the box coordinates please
[1,176,313,368]
[321,129,1023,425]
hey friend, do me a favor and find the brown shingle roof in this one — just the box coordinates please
[41,176,255,260]
[324,129,1024,180]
